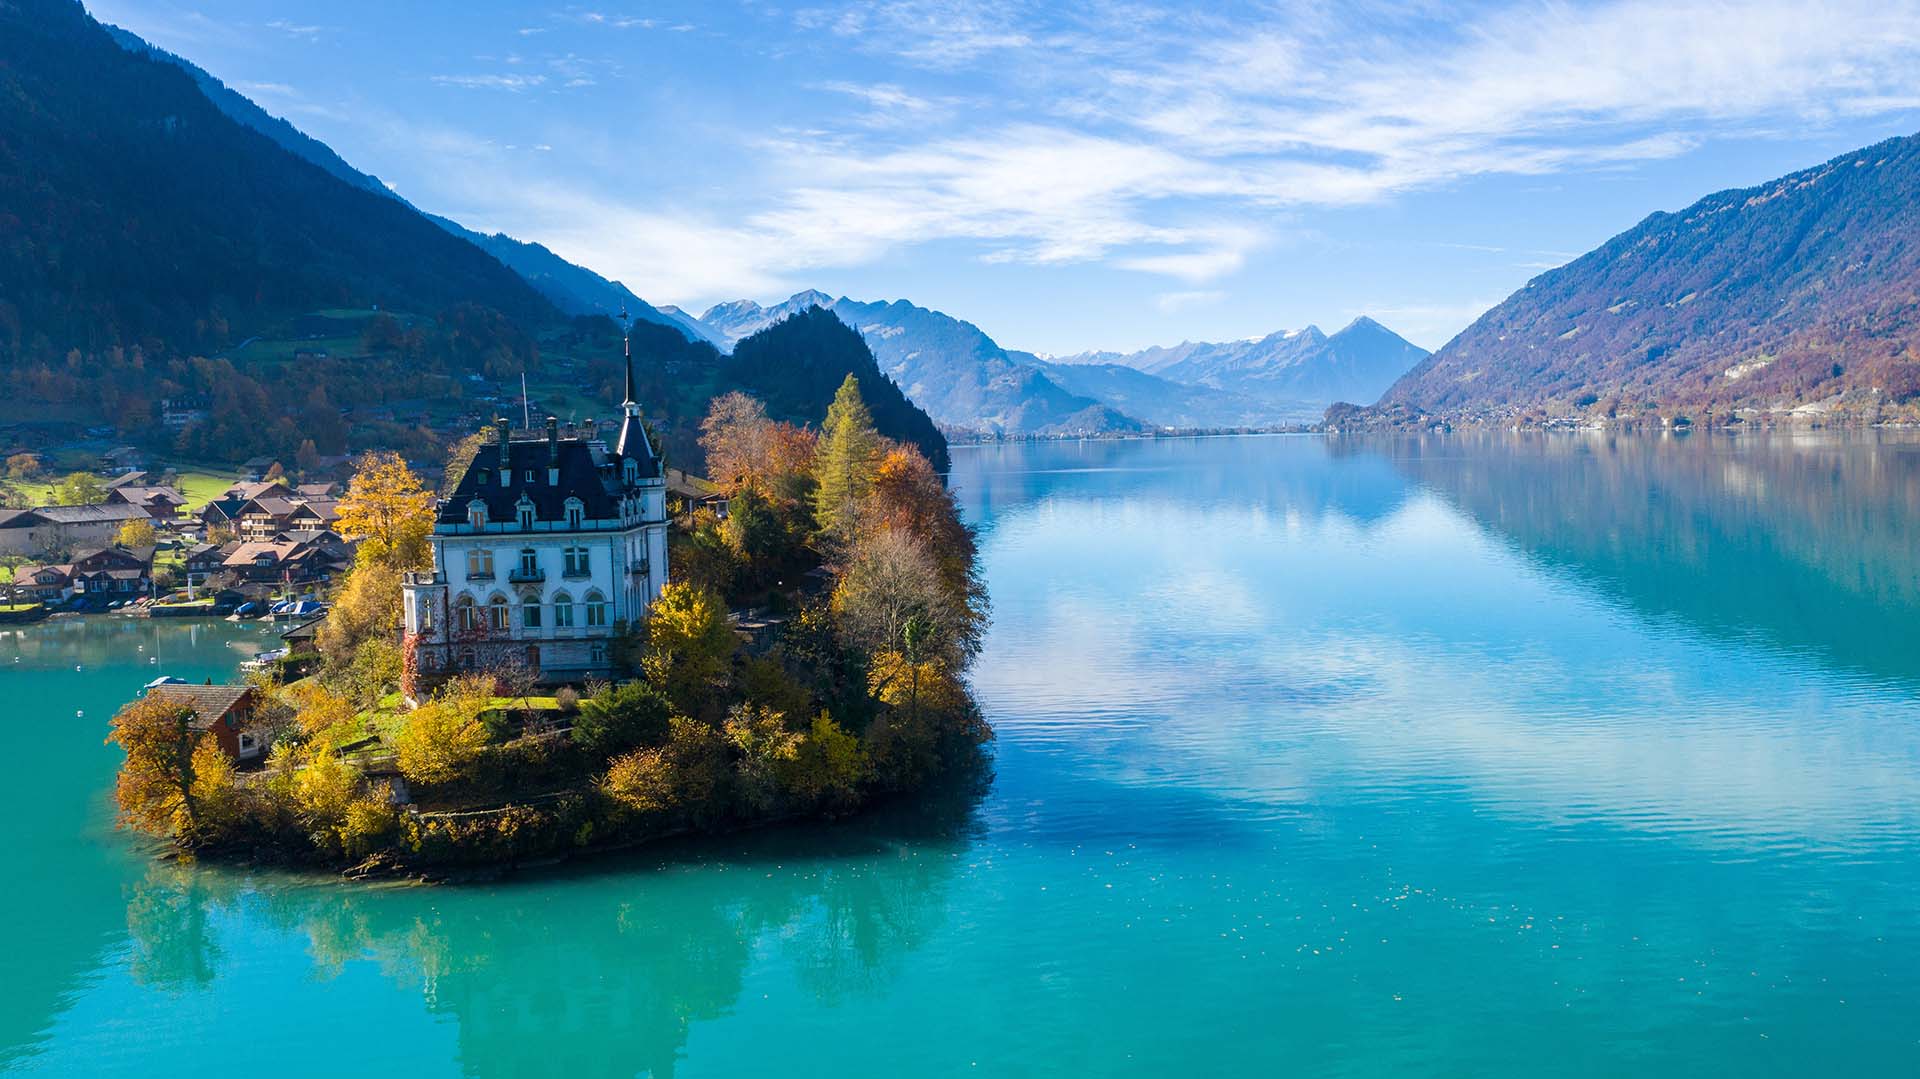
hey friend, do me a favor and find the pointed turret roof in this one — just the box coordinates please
[613,312,658,477]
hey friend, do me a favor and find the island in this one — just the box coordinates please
[106,372,991,877]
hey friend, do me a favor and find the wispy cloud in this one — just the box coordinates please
[318,0,1920,316]
[431,73,548,92]
[1155,290,1226,314]
[264,18,323,39]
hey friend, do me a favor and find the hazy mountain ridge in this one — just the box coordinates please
[104,20,713,348]
[1055,317,1429,408]
[690,291,1400,434]
[1376,133,1920,422]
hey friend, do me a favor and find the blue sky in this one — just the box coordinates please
[88,0,1920,354]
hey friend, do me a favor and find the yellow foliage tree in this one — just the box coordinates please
[603,717,728,822]
[187,738,242,837]
[643,581,737,702]
[106,694,200,837]
[393,679,491,786]
[285,680,357,739]
[332,451,434,572]
[787,713,867,810]
[115,517,157,549]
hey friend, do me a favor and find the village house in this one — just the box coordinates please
[401,346,668,697]
[158,395,210,430]
[239,456,282,482]
[0,502,151,557]
[233,488,340,540]
[97,445,145,474]
[220,531,350,585]
[9,545,153,604]
[7,563,74,603]
[142,682,268,762]
[105,484,188,520]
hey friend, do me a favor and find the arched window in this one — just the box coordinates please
[552,591,575,628]
[516,496,536,530]
[564,497,585,530]
[454,595,479,632]
[584,590,609,628]
[522,594,542,629]
[467,500,488,529]
[488,593,510,631]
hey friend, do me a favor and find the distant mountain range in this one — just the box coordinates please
[688,292,1426,435]
[1054,318,1428,407]
[1374,134,1920,423]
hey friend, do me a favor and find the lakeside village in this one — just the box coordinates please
[29,343,990,875]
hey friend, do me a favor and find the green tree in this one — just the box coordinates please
[52,471,105,506]
[810,375,881,535]
[572,680,672,758]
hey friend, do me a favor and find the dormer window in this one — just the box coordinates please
[467,500,488,529]
[624,458,638,484]
[564,498,585,530]
[516,496,536,530]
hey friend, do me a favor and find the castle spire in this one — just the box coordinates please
[619,305,636,410]
[614,306,650,468]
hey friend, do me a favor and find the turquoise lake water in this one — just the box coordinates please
[6,432,1920,1076]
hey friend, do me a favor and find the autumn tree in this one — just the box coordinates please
[107,695,200,837]
[831,528,963,663]
[5,453,40,480]
[700,391,773,494]
[316,558,402,671]
[393,675,492,786]
[643,581,738,716]
[333,451,434,572]
[112,516,156,549]
[811,375,881,536]
[603,716,730,825]
[439,425,496,498]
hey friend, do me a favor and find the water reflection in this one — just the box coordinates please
[112,770,988,1079]
[1347,431,1920,688]
[955,431,1920,856]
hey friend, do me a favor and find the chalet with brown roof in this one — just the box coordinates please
[106,485,187,519]
[142,682,266,761]
[70,545,153,594]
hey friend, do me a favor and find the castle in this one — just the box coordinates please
[401,339,668,698]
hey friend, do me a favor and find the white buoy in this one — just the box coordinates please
[76,710,84,718]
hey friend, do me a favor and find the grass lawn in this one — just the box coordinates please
[172,469,235,511]
[152,596,215,608]
[0,602,41,613]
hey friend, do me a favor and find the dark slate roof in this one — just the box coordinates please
[437,432,656,526]
[32,503,150,524]
[201,497,247,522]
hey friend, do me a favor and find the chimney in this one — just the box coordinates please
[496,417,511,482]
[546,416,560,484]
